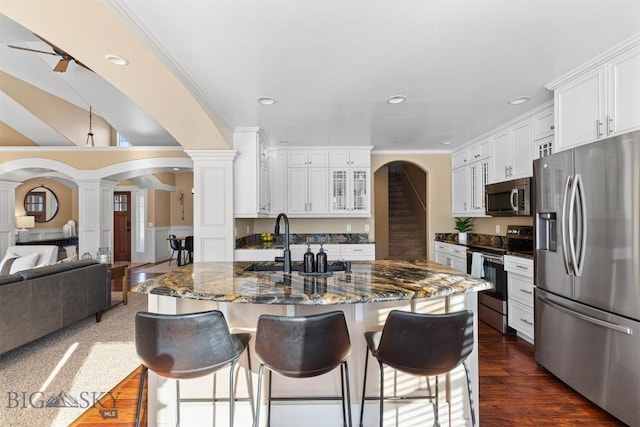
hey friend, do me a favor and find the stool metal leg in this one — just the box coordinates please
[463,362,476,427]
[359,349,370,427]
[433,375,439,427]
[341,361,353,427]
[135,366,148,427]
[255,364,265,427]
[378,361,384,427]
[267,369,273,426]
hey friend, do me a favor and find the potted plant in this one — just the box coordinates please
[454,217,473,243]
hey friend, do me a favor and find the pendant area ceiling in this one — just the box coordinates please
[1,1,639,151]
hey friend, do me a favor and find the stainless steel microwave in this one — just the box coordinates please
[485,177,532,216]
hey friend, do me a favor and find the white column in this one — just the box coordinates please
[76,179,116,259]
[0,180,20,256]
[185,150,237,261]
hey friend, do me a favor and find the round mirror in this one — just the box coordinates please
[24,186,59,223]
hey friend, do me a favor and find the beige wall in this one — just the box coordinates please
[170,172,194,226]
[15,178,76,229]
[153,190,171,227]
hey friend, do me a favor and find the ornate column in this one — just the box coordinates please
[0,180,20,256]
[76,179,117,259]
[185,150,237,261]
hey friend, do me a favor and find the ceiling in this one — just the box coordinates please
[1,1,639,151]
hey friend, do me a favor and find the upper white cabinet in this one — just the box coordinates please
[491,118,534,182]
[451,138,491,216]
[547,35,640,152]
[329,149,371,216]
[234,128,270,217]
[287,151,330,216]
[284,147,372,217]
[532,107,555,141]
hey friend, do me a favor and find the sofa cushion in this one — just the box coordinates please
[0,252,39,274]
[2,246,58,268]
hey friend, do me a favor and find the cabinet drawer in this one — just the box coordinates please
[508,300,534,340]
[341,244,375,260]
[508,274,534,307]
[504,255,534,277]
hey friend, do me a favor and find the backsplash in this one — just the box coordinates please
[236,233,371,249]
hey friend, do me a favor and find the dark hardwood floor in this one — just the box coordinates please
[71,264,626,426]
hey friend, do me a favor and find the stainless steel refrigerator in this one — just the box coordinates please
[534,129,640,427]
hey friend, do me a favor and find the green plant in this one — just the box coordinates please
[454,217,474,232]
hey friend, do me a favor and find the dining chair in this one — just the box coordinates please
[184,235,194,264]
[168,234,183,266]
[134,309,254,427]
[359,310,475,427]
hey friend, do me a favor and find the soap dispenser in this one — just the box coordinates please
[303,243,315,273]
[316,242,328,273]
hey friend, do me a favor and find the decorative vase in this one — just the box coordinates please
[458,232,468,244]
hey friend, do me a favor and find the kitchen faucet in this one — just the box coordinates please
[274,212,292,273]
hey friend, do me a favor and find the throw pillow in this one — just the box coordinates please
[0,252,18,274]
[0,252,39,274]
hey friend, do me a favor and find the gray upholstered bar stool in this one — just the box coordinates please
[359,310,475,427]
[134,310,254,427]
[254,311,353,427]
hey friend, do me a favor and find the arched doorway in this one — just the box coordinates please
[374,162,427,260]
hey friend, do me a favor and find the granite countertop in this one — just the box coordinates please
[131,260,493,305]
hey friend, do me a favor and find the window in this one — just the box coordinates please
[114,194,128,212]
[117,133,131,147]
[137,193,146,252]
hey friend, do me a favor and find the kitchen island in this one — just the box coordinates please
[132,260,492,427]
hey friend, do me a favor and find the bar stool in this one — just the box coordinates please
[254,311,353,427]
[359,310,475,427]
[184,235,194,264]
[134,310,254,427]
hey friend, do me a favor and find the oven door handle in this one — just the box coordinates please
[481,253,504,264]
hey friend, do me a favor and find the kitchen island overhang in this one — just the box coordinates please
[132,260,492,427]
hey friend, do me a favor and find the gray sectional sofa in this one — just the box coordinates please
[0,260,111,355]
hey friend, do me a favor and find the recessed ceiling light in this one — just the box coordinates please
[441,140,453,145]
[507,96,530,105]
[279,141,289,145]
[173,168,180,171]
[105,54,129,66]
[386,95,406,104]
[257,97,276,105]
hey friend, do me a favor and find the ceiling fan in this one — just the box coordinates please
[7,34,91,73]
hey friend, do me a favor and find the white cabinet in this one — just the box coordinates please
[451,139,490,216]
[287,149,329,216]
[532,106,555,141]
[330,150,370,167]
[330,168,370,216]
[287,166,329,215]
[234,128,270,217]
[283,148,371,217]
[434,242,467,273]
[291,243,375,261]
[548,38,640,152]
[234,248,283,262]
[269,150,287,214]
[330,149,371,216]
[504,255,534,343]
[491,119,533,182]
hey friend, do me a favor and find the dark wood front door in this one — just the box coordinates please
[113,191,131,262]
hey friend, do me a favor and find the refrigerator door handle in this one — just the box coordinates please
[539,296,632,335]
[561,175,573,275]
[568,173,580,275]
[573,173,587,276]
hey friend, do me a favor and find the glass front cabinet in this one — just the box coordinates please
[330,167,370,215]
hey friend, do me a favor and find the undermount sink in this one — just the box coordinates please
[242,261,348,273]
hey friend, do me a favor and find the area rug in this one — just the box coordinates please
[0,293,147,427]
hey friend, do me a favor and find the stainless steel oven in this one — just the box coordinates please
[466,247,513,334]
